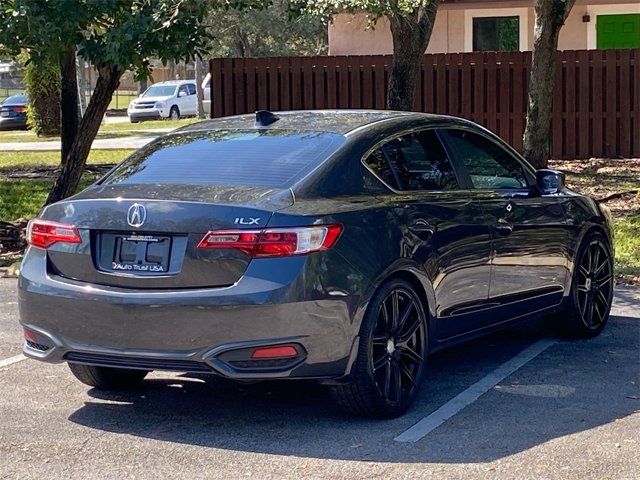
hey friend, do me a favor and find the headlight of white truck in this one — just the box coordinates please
[154,101,166,109]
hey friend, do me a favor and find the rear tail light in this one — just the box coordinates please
[27,219,82,249]
[197,225,342,258]
[12,105,25,113]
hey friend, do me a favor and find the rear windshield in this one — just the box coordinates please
[1,94,26,105]
[100,129,346,188]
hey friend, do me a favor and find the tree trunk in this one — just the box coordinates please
[523,0,576,169]
[60,49,80,167]
[138,78,148,95]
[387,1,440,111]
[46,66,122,205]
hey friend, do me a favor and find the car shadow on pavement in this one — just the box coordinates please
[68,315,639,464]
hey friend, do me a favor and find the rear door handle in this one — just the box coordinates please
[492,221,513,236]
[408,221,435,236]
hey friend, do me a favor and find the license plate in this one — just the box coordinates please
[0,111,12,117]
[110,234,171,273]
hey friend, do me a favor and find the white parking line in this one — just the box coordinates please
[0,354,27,368]
[394,338,557,443]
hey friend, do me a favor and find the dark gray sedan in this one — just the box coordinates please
[0,93,28,130]
[18,110,614,418]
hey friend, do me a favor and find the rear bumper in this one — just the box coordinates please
[0,116,27,130]
[18,248,367,380]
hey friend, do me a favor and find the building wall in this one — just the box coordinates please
[328,1,639,55]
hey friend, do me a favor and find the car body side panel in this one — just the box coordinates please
[559,192,615,296]
[483,191,572,316]
[272,190,493,344]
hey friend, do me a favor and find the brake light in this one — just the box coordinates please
[12,105,25,113]
[197,225,342,258]
[27,219,82,249]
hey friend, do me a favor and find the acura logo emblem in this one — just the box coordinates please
[127,203,146,228]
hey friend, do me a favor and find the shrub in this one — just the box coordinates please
[23,55,61,136]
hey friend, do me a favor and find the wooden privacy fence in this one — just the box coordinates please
[210,49,639,160]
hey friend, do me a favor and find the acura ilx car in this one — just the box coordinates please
[0,93,28,130]
[19,110,614,418]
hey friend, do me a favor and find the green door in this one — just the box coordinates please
[596,14,640,49]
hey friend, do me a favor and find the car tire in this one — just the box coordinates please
[330,278,429,418]
[68,363,148,390]
[549,231,614,339]
[169,106,180,120]
[129,119,140,124]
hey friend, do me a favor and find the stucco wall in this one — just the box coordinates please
[559,7,589,50]
[328,1,638,55]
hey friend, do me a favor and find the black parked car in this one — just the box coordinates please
[0,93,28,130]
[19,110,614,418]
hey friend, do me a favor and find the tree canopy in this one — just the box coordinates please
[0,0,259,203]
[299,0,436,24]
[299,0,441,111]
[207,2,327,57]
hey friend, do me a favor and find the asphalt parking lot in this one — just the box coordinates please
[1,277,638,479]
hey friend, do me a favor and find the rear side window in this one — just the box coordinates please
[364,130,458,191]
[445,129,528,189]
[187,84,196,95]
[100,130,345,189]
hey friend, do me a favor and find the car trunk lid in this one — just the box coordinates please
[39,184,293,289]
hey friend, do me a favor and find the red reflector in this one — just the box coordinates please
[251,346,298,359]
[23,328,38,342]
[27,219,82,249]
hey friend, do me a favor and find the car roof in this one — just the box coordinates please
[177,110,459,136]
[1,93,27,105]
[153,80,195,86]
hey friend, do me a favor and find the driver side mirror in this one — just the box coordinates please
[536,169,565,195]
[178,91,187,98]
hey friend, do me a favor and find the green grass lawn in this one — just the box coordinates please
[0,179,55,220]
[0,150,130,170]
[0,177,98,221]
[613,213,640,280]
[0,117,201,143]
[108,93,138,110]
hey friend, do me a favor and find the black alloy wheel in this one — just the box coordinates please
[575,238,614,331]
[330,279,428,418]
[370,287,427,406]
[551,232,614,338]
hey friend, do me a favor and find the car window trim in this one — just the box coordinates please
[439,126,536,193]
[380,147,404,191]
[361,126,463,195]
